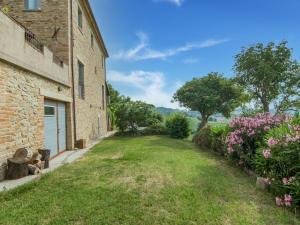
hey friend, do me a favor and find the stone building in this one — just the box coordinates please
[0,0,109,180]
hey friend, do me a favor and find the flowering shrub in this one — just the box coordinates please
[255,118,300,209]
[193,112,300,210]
[225,113,286,170]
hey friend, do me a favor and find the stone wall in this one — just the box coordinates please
[0,0,109,148]
[72,0,108,143]
[0,0,69,63]
[0,60,71,180]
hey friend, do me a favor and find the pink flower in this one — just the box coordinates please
[282,178,289,185]
[227,145,234,154]
[284,194,292,207]
[288,177,296,184]
[282,177,296,185]
[263,149,271,159]
[264,178,271,185]
[248,130,255,136]
[275,197,283,207]
[264,126,270,131]
[268,138,278,147]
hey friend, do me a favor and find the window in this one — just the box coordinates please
[44,106,55,116]
[102,85,105,110]
[24,0,41,10]
[78,7,83,29]
[91,33,94,49]
[78,61,85,99]
[101,56,105,69]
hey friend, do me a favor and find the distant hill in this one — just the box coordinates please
[155,107,200,118]
[155,107,181,116]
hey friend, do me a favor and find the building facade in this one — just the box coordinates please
[0,0,109,180]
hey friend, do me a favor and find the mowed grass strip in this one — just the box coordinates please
[0,136,299,225]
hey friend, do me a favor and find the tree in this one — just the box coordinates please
[107,83,122,105]
[107,83,129,129]
[234,41,300,113]
[107,83,164,133]
[173,73,244,129]
[114,100,160,133]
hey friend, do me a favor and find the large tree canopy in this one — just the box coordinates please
[234,41,300,113]
[114,100,160,132]
[173,73,244,129]
[107,83,162,132]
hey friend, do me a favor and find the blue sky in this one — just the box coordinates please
[90,0,300,108]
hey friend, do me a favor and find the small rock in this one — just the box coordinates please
[256,177,268,190]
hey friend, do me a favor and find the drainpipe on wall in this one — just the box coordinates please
[69,0,77,146]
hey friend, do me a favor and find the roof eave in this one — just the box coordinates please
[83,0,109,58]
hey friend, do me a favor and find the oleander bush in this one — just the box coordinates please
[255,117,300,209]
[193,113,300,209]
[225,113,286,170]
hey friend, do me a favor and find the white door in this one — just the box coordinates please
[58,103,66,152]
[44,100,66,158]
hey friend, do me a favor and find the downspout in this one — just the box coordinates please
[70,0,77,145]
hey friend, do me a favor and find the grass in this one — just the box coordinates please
[0,136,299,225]
[208,121,228,128]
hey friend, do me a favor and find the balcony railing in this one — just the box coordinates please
[25,29,44,53]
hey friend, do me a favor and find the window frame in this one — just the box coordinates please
[24,0,41,11]
[91,33,94,49]
[102,85,105,110]
[101,56,105,69]
[78,60,85,100]
[44,105,55,117]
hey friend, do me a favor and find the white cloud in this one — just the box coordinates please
[183,58,199,64]
[108,70,181,108]
[154,0,185,6]
[113,32,229,61]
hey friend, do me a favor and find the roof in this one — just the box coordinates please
[82,0,109,58]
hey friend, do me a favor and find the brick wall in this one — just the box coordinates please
[0,60,71,180]
[0,0,69,63]
[0,0,109,147]
[72,0,108,143]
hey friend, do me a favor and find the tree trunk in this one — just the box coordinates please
[6,158,29,180]
[199,114,209,130]
[261,93,270,112]
[262,101,270,112]
[38,149,50,169]
[13,148,29,159]
[28,164,41,175]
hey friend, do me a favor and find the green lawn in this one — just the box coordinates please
[0,136,299,225]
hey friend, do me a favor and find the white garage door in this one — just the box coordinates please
[44,100,67,158]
